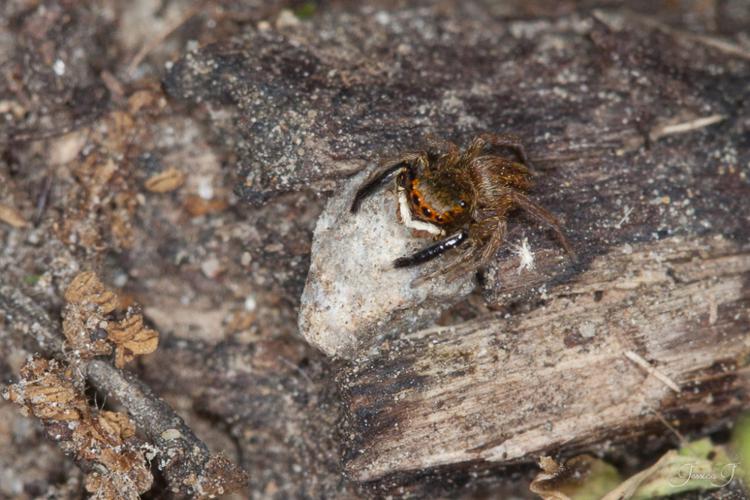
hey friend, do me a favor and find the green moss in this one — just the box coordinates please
[24,274,41,285]
[294,2,317,19]
[569,459,621,500]
[730,412,750,484]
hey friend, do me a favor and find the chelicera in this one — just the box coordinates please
[350,133,574,279]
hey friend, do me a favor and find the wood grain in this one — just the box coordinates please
[341,235,750,481]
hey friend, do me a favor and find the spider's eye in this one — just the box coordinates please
[458,200,468,209]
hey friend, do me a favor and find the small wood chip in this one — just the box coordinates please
[128,90,160,114]
[0,203,28,228]
[650,114,725,142]
[624,350,681,393]
[49,130,88,165]
[160,428,182,441]
[183,194,229,216]
[144,168,185,193]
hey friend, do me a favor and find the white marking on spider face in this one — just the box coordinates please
[513,237,535,273]
[397,189,445,236]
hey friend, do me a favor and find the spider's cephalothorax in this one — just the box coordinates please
[350,133,574,279]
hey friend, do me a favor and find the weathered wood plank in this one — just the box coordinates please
[341,235,750,481]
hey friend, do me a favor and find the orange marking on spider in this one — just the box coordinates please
[407,179,462,225]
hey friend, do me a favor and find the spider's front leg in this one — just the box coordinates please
[350,153,424,213]
[434,217,507,282]
[473,217,509,267]
[410,218,507,284]
[393,230,468,268]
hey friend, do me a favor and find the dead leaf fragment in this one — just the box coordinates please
[183,193,228,216]
[62,303,114,358]
[188,452,249,498]
[531,455,620,500]
[64,271,118,314]
[127,89,162,114]
[97,110,136,153]
[24,384,82,420]
[85,466,152,500]
[531,456,572,500]
[145,168,185,193]
[82,439,153,499]
[0,203,28,228]
[62,272,159,366]
[108,311,159,368]
[97,410,136,441]
[57,145,137,252]
[6,357,153,499]
[7,273,162,497]
[602,438,733,500]
[6,358,85,421]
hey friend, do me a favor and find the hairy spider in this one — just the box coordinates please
[350,133,574,279]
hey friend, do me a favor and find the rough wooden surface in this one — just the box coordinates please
[162,2,750,489]
[340,235,750,481]
[168,4,745,486]
[165,6,750,303]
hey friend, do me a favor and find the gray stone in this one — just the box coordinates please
[299,170,474,358]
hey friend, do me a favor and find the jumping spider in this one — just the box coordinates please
[350,133,574,280]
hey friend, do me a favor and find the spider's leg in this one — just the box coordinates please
[429,219,507,283]
[394,230,468,268]
[472,133,534,170]
[476,217,508,266]
[509,192,575,258]
[424,134,460,160]
[350,161,410,213]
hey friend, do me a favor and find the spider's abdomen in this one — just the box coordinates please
[469,156,533,196]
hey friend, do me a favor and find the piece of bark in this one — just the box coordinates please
[341,234,750,481]
[0,280,64,356]
[86,360,247,497]
[163,7,749,222]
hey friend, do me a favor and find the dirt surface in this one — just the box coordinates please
[1,1,749,499]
